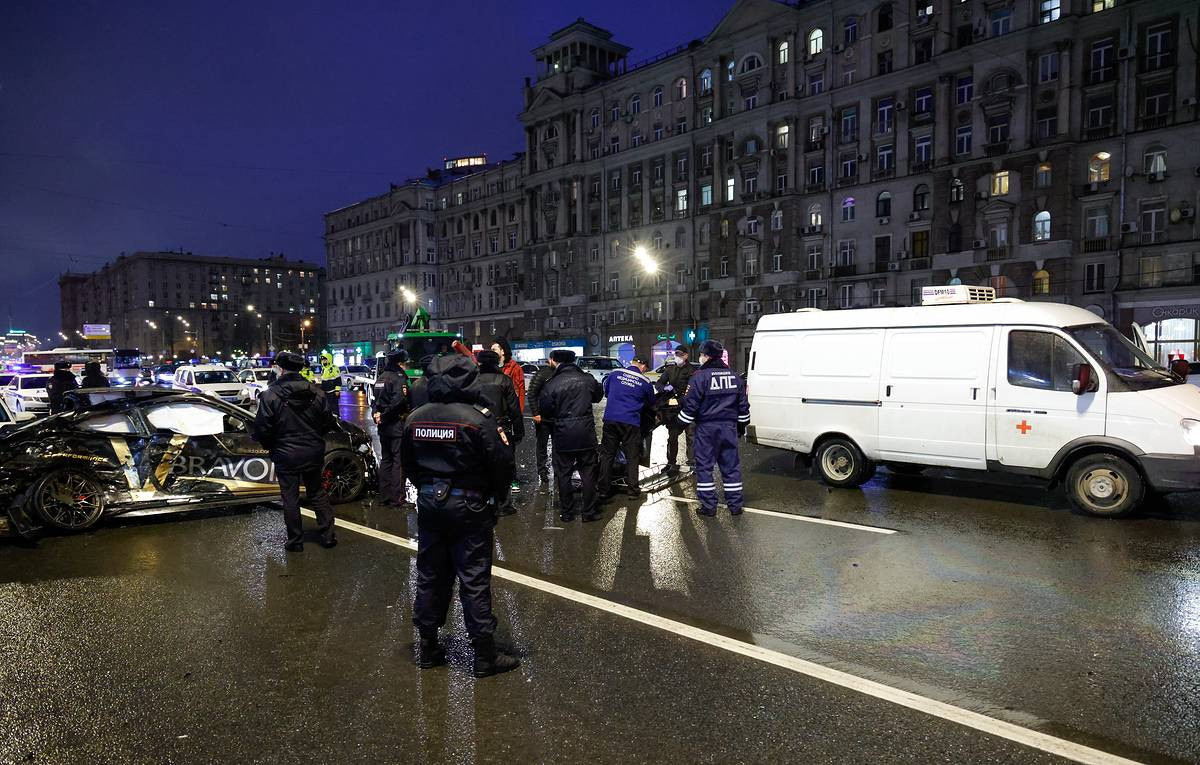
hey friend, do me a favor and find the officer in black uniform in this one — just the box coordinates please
[372,349,411,507]
[401,354,519,677]
[252,351,338,552]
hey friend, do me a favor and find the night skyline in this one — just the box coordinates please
[0,0,732,337]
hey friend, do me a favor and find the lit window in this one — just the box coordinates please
[1088,152,1111,182]
[841,197,856,222]
[1039,0,1061,24]
[1036,163,1052,188]
[991,171,1010,196]
[807,29,824,56]
[1032,269,1050,295]
[808,204,823,227]
[1144,146,1167,177]
[778,41,789,64]
[1033,211,1052,241]
[776,124,790,149]
[725,177,735,202]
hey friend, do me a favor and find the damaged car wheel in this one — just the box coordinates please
[322,451,365,505]
[31,469,105,532]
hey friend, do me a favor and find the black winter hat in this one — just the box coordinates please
[385,348,409,365]
[274,351,306,372]
[476,349,501,369]
[699,340,724,358]
[549,349,576,364]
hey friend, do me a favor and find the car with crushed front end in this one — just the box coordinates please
[0,388,376,539]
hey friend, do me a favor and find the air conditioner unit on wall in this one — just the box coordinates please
[1120,222,1138,234]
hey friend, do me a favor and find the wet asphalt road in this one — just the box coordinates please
[2,390,1200,764]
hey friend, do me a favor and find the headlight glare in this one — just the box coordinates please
[1182,419,1200,447]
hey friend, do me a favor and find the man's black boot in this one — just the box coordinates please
[472,638,520,678]
[418,633,446,669]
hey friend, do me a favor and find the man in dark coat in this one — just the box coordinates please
[45,361,79,414]
[526,362,555,487]
[252,351,338,551]
[401,354,519,677]
[81,361,109,388]
[473,350,523,515]
[372,349,412,507]
[537,349,604,522]
[656,347,696,474]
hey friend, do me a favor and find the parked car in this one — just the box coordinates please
[1188,361,1200,388]
[5,373,55,414]
[0,388,376,538]
[153,364,180,385]
[172,364,242,402]
[0,394,36,430]
[341,365,373,392]
[236,368,276,404]
[577,356,623,382]
[747,286,1200,518]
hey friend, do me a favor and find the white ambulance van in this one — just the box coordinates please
[746,286,1200,517]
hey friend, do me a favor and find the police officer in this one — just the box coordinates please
[598,357,656,499]
[537,349,604,522]
[45,361,79,414]
[400,354,519,677]
[252,352,338,551]
[677,340,750,516]
[656,347,696,475]
[372,349,411,507]
[81,361,109,388]
[303,351,342,415]
[526,362,556,488]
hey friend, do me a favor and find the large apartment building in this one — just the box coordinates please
[59,251,323,359]
[323,0,1200,369]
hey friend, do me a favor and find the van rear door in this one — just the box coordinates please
[989,327,1107,469]
[877,327,994,468]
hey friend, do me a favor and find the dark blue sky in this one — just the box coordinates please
[0,0,735,338]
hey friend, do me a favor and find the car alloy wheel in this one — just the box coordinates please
[33,469,105,532]
[322,452,365,504]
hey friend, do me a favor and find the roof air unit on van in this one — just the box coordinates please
[920,285,996,305]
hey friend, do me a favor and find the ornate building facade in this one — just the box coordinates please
[324,0,1200,369]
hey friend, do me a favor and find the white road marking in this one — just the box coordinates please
[655,494,897,535]
[302,508,1140,765]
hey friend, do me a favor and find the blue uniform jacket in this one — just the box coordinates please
[677,359,750,428]
[602,365,656,427]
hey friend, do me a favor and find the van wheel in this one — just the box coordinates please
[1065,453,1144,518]
[815,438,876,488]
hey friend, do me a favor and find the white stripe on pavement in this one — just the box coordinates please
[657,495,897,535]
[302,509,1139,765]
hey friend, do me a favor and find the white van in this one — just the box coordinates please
[172,364,243,403]
[747,286,1200,517]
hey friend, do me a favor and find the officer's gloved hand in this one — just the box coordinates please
[737,421,748,439]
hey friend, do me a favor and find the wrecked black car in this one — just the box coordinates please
[0,388,376,538]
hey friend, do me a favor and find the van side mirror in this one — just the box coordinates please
[1170,358,1190,380]
[1071,363,1097,395]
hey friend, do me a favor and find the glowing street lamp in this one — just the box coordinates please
[633,244,671,356]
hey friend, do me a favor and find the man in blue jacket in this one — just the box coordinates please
[678,340,750,516]
[598,357,656,499]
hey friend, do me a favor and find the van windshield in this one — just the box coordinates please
[1067,324,1180,391]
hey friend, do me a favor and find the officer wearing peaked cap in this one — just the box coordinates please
[677,339,750,516]
[401,354,519,677]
